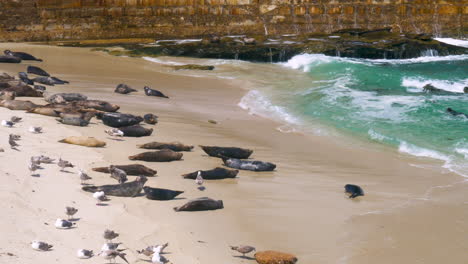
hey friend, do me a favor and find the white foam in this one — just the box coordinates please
[143,57,185,66]
[435,38,468,48]
[368,129,392,142]
[402,77,468,93]
[238,90,300,125]
[281,54,335,72]
[398,141,451,162]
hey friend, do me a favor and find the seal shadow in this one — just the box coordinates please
[106,137,125,142]
[233,255,255,260]
[31,174,40,177]
[96,203,110,206]
[69,218,81,222]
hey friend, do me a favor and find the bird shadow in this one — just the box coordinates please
[69,218,80,222]
[11,147,20,152]
[60,170,74,174]
[31,174,40,177]
[197,186,206,191]
[96,203,109,206]
[233,255,255,260]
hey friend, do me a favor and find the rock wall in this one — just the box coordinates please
[0,0,466,41]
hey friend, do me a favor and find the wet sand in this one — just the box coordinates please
[0,43,466,264]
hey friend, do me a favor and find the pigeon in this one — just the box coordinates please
[58,158,74,171]
[65,206,78,220]
[10,116,22,123]
[28,161,40,176]
[99,250,129,264]
[93,191,107,205]
[103,229,119,242]
[1,120,13,127]
[230,245,256,257]
[31,240,53,251]
[109,165,127,184]
[55,218,75,229]
[101,242,122,251]
[105,128,124,137]
[28,126,43,134]
[78,169,92,184]
[77,249,94,259]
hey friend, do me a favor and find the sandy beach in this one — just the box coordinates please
[0,43,467,264]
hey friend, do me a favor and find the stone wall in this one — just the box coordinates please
[0,0,466,41]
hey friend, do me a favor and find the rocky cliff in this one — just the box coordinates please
[0,0,466,42]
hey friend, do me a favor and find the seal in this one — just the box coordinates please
[0,99,38,111]
[143,186,184,200]
[3,84,43,97]
[344,184,364,198]
[4,50,43,61]
[58,117,90,127]
[0,91,15,100]
[182,167,239,180]
[28,103,92,117]
[143,113,158,124]
[200,145,253,159]
[18,72,34,85]
[92,164,157,176]
[71,100,120,112]
[173,197,223,212]
[222,157,276,171]
[97,112,143,128]
[129,149,183,162]
[118,125,153,137]
[137,141,193,152]
[59,136,106,147]
[447,107,468,118]
[82,176,147,197]
[34,85,46,92]
[27,66,50,77]
[32,76,57,86]
[115,84,137,94]
[0,55,21,63]
[144,86,169,98]
[44,92,88,103]
[57,111,95,122]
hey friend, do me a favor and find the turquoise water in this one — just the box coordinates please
[243,54,468,176]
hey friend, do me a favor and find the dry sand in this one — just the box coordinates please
[0,43,466,264]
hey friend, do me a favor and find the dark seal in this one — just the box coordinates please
[174,197,223,212]
[143,186,184,201]
[82,176,147,197]
[27,66,50,77]
[119,125,153,137]
[92,164,157,176]
[137,141,193,152]
[143,114,158,125]
[222,157,276,171]
[144,86,169,98]
[97,112,143,128]
[4,50,43,61]
[182,167,238,180]
[200,145,253,159]
[115,83,137,94]
[344,184,364,198]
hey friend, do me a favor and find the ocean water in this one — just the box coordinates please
[241,53,468,176]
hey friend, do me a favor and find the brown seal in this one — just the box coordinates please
[182,167,238,180]
[92,164,157,177]
[129,149,183,162]
[173,197,223,212]
[58,136,106,147]
[0,99,38,111]
[3,84,43,97]
[82,176,147,197]
[137,141,193,152]
[71,100,120,112]
[0,91,15,100]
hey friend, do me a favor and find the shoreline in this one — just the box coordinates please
[1,43,467,264]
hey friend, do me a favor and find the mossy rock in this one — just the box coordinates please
[171,64,215,71]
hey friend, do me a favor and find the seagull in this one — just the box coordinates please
[230,245,256,257]
[93,191,107,205]
[78,169,92,185]
[55,218,75,229]
[1,120,13,127]
[99,250,129,264]
[28,161,40,176]
[58,158,74,171]
[101,242,122,251]
[65,206,78,220]
[195,171,205,190]
[10,116,22,123]
[151,252,168,264]
[137,243,168,257]
[9,135,20,149]
[28,126,43,134]
[105,128,124,137]
[153,243,169,254]
[36,155,55,164]
[31,240,53,251]
[77,249,94,259]
[109,165,127,184]
[10,134,21,141]
[103,229,119,242]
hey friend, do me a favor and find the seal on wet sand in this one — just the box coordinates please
[174,197,223,212]
[143,186,184,201]
[344,184,364,198]
[222,157,276,171]
[27,66,50,77]
[4,50,42,61]
[137,141,193,152]
[82,176,148,197]
[182,167,238,180]
[92,164,157,177]
[144,86,169,98]
[115,83,137,94]
[200,145,253,159]
[143,113,158,124]
[129,149,183,162]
